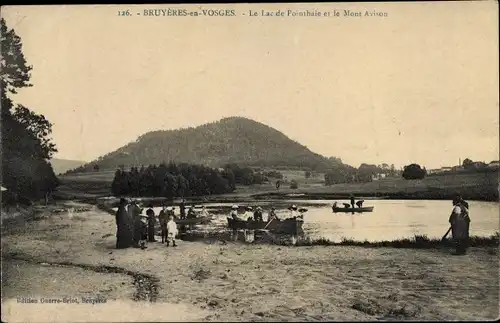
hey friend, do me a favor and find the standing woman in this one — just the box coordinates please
[146,204,156,242]
[158,205,168,244]
[449,195,471,255]
[129,200,142,247]
[115,198,133,249]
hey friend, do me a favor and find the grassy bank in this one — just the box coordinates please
[296,233,500,249]
[56,170,499,202]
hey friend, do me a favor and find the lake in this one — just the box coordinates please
[113,199,499,242]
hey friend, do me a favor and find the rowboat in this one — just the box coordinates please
[227,217,304,235]
[175,216,211,225]
[332,206,374,213]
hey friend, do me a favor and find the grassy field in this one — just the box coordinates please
[55,169,498,202]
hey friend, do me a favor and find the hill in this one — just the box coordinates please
[50,158,86,175]
[66,117,353,173]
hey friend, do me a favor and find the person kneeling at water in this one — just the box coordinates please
[166,215,178,247]
[449,195,471,255]
[356,200,364,208]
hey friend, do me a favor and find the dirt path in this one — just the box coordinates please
[1,203,498,321]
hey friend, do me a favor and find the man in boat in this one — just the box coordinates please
[350,195,355,208]
[290,205,298,218]
[179,200,186,220]
[187,205,197,219]
[146,204,157,242]
[356,200,365,208]
[200,205,210,218]
[254,206,264,222]
[332,201,338,209]
[343,203,351,208]
[186,205,197,230]
[449,195,471,255]
[245,206,254,221]
[230,205,239,220]
[269,207,277,219]
[115,198,133,249]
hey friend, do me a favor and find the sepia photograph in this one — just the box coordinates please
[1,2,499,322]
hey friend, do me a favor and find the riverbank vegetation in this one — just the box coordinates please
[295,233,500,249]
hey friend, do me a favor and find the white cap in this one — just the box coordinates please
[166,206,173,211]
[232,205,238,209]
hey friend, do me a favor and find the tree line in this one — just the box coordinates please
[110,162,287,198]
[1,18,59,204]
[111,163,234,197]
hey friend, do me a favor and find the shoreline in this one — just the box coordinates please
[54,190,499,204]
[59,202,500,250]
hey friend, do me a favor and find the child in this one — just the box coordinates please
[166,215,178,247]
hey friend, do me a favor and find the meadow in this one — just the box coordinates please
[56,168,498,202]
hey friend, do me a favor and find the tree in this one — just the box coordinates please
[290,180,298,189]
[390,164,396,176]
[1,18,58,201]
[12,105,57,159]
[462,158,474,169]
[177,174,188,198]
[402,164,426,180]
[0,18,32,95]
[305,171,311,179]
[357,163,378,183]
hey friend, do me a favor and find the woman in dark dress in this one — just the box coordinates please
[146,204,156,242]
[115,198,133,249]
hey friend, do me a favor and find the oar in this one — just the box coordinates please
[441,226,452,241]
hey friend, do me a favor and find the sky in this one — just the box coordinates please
[2,3,498,170]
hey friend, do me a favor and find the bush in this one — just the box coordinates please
[402,164,426,180]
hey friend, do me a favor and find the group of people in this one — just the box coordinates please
[229,204,304,223]
[332,195,365,209]
[115,198,183,250]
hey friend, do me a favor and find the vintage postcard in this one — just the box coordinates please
[1,2,498,322]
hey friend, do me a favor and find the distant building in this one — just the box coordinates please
[488,161,499,168]
[371,173,387,181]
[470,161,487,169]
